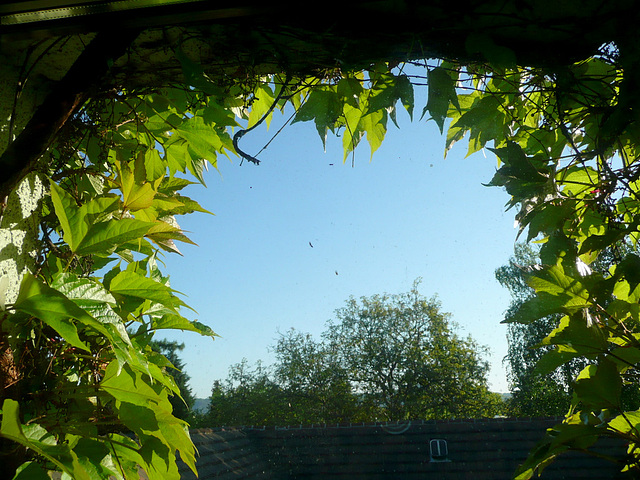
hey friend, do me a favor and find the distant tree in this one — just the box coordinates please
[273,329,357,423]
[207,359,286,426]
[324,280,503,420]
[150,340,196,421]
[205,282,502,427]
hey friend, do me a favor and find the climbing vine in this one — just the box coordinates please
[2,31,640,479]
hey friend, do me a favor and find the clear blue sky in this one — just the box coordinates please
[159,79,519,398]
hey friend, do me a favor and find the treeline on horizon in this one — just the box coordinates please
[171,252,640,428]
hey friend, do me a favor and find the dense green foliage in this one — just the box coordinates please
[435,53,640,478]
[2,21,640,479]
[204,283,503,426]
[499,245,640,417]
[324,282,503,420]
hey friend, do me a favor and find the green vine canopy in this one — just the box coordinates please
[1,35,640,479]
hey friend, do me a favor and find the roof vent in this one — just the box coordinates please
[429,438,450,462]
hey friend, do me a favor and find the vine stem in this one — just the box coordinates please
[233,75,291,165]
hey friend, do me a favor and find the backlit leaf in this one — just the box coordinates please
[109,270,182,312]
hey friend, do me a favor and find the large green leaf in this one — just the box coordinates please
[367,73,414,120]
[12,462,51,480]
[13,274,97,351]
[109,270,183,313]
[101,362,169,408]
[573,360,622,408]
[293,88,343,146]
[504,264,592,324]
[100,363,196,477]
[174,115,225,167]
[541,314,608,354]
[424,66,458,133]
[51,273,132,348]
[50,180,156,257]
[149,314,217,338]
[360,109,388,159]
[115,158,157,212]
[248,83,276,128]
[76,218,156,256]
[50,182,121,253]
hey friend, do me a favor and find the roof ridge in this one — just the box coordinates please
[191,415,566,433]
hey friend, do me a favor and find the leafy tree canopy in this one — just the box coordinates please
[204,282,502,427]
[323,281,502,420]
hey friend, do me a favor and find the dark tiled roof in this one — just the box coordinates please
[179,418,632,479]
[180,429,270,479]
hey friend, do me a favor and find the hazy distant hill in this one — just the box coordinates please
[192,398,209,413]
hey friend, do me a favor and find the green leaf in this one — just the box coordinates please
[360,109,388,159]
[504,264,592,323]
[533,349,583,376]
[109,270,182,313]
[505,293,575,324]
[447,95,506,154]
[116,158,157,212]
[293,88,343,146]
[490,142,547,183]
[12,461,51,480]
[525,203,574,242]
[541,314,608,354]
[367,73,414,120]
[51,273,132,348]
[76,218,155,256]
[248,83,275,128]
[514,421,599,480]
[341,104,365,160]
[100,363,196,477]
[50,180,151,257]
[0,400,85,479]
[158,177,196,194]
[425,66,458,133]
[101,362,169,408]
[144,148,166,182]
[50,181,79,251]
[203,100,239,127]
[50,182,121,253]
[149,314,217,338]
[173,116,226,170]
[337,77,364,109]
[165,138,190,175]
[608,409,640,434]
[105,434,146,480]
[14,274,96,351]
[528,264,587,297]
[168,194,213,215]
[573,360,622,408]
